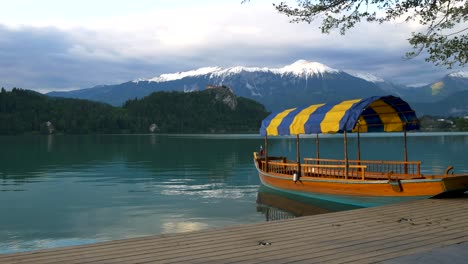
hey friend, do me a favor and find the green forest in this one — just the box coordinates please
[419,116,468,132]
[0,87,269,134]
[1,87,467,135]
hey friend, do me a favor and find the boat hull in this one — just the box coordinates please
[255,163,468,207]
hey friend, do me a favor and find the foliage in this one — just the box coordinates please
[123,88,269,133]
[0,88,130,134]
[245,0,467,68]
[419,115,468,131]
[0,87,269,135]
[2,87,468,134]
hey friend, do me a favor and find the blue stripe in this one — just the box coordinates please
[361,107,384,132]
[276,107,303,135]
[303,103,337,134]
[259,112,278,136]
[382,96,420,130]
[339,96,380,131]
[384,96,407,126]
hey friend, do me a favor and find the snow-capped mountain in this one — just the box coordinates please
[50,60,386,111]
[136,60,341,83]
[395,70,468,103]
[345,70,384,83]
[47,60,467,111]
[142,67,223,83]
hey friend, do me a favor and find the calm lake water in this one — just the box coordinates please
[1,133,467,253]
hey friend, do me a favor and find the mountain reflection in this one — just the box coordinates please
[0,134,262,184]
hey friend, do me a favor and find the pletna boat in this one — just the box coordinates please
[253,95,468,207]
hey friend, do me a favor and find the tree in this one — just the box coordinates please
[244,0,467,68]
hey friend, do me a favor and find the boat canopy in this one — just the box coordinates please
[260,95,419,136]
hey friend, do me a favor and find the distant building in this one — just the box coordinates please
[149,123,159,133]
[44,121,54,134]
[436,119,453,125]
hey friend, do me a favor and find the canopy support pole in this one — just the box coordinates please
[357,125,361,162]
[264,135,269,172]
[404,124,408,174]
[316,134,320,164]
[344,130,349,179]
[296,134,301,177]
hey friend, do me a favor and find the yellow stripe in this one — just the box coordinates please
[289,103,324,135]
[266,108,296,136]
[352,116,368,133]
[320,99,362,134]
[369,100,403,132]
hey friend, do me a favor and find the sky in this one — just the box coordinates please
[0,0,465,93]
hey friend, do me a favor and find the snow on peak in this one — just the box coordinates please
[345,70,385,83]
[137,60,340,83]
[147,67,222,82]
[449,71,468,78]
[211,66,270,77]
[275,60,339,76]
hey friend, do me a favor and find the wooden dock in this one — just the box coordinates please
[1,195,468,264]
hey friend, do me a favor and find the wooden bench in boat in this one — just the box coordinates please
[303,158,422,179]
[255,154,426,181]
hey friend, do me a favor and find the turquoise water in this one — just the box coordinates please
[1,133,467,253]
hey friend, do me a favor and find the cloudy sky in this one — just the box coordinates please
[0,0,463,93]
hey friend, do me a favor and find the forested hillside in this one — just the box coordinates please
[0,88,128,134]
[123,87,268,133]
[0,87,269,134]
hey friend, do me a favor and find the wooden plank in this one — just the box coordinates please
[7,200,464,264]
[351,238,468,264]
[1,196,467,264]
[133,199,466,262]
[40,216,468,262]
[0,201,460,262]
[294,225,468,263]
[142,208,468,263]
[1,199,440,262]
[213,212,468,264]
[0,199,460,262]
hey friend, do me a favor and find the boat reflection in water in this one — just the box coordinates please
[256,184,361,221]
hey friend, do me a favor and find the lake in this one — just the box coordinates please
[1,133,467,253]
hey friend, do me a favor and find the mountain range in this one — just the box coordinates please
[48,60,468,116]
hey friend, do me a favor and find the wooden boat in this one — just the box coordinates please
[253,95,468,207]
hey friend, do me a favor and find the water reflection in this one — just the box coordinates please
[256,185,360,221]
[161,221,209,233]
[47,134,54,152]
[0,134,262,183]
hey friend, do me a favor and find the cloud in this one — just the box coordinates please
[0,1,459,92]
[0,25,170,91]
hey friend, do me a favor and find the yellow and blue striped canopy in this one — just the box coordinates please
[260,95,419,136]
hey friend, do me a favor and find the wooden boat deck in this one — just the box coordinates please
[2,195,468,264]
